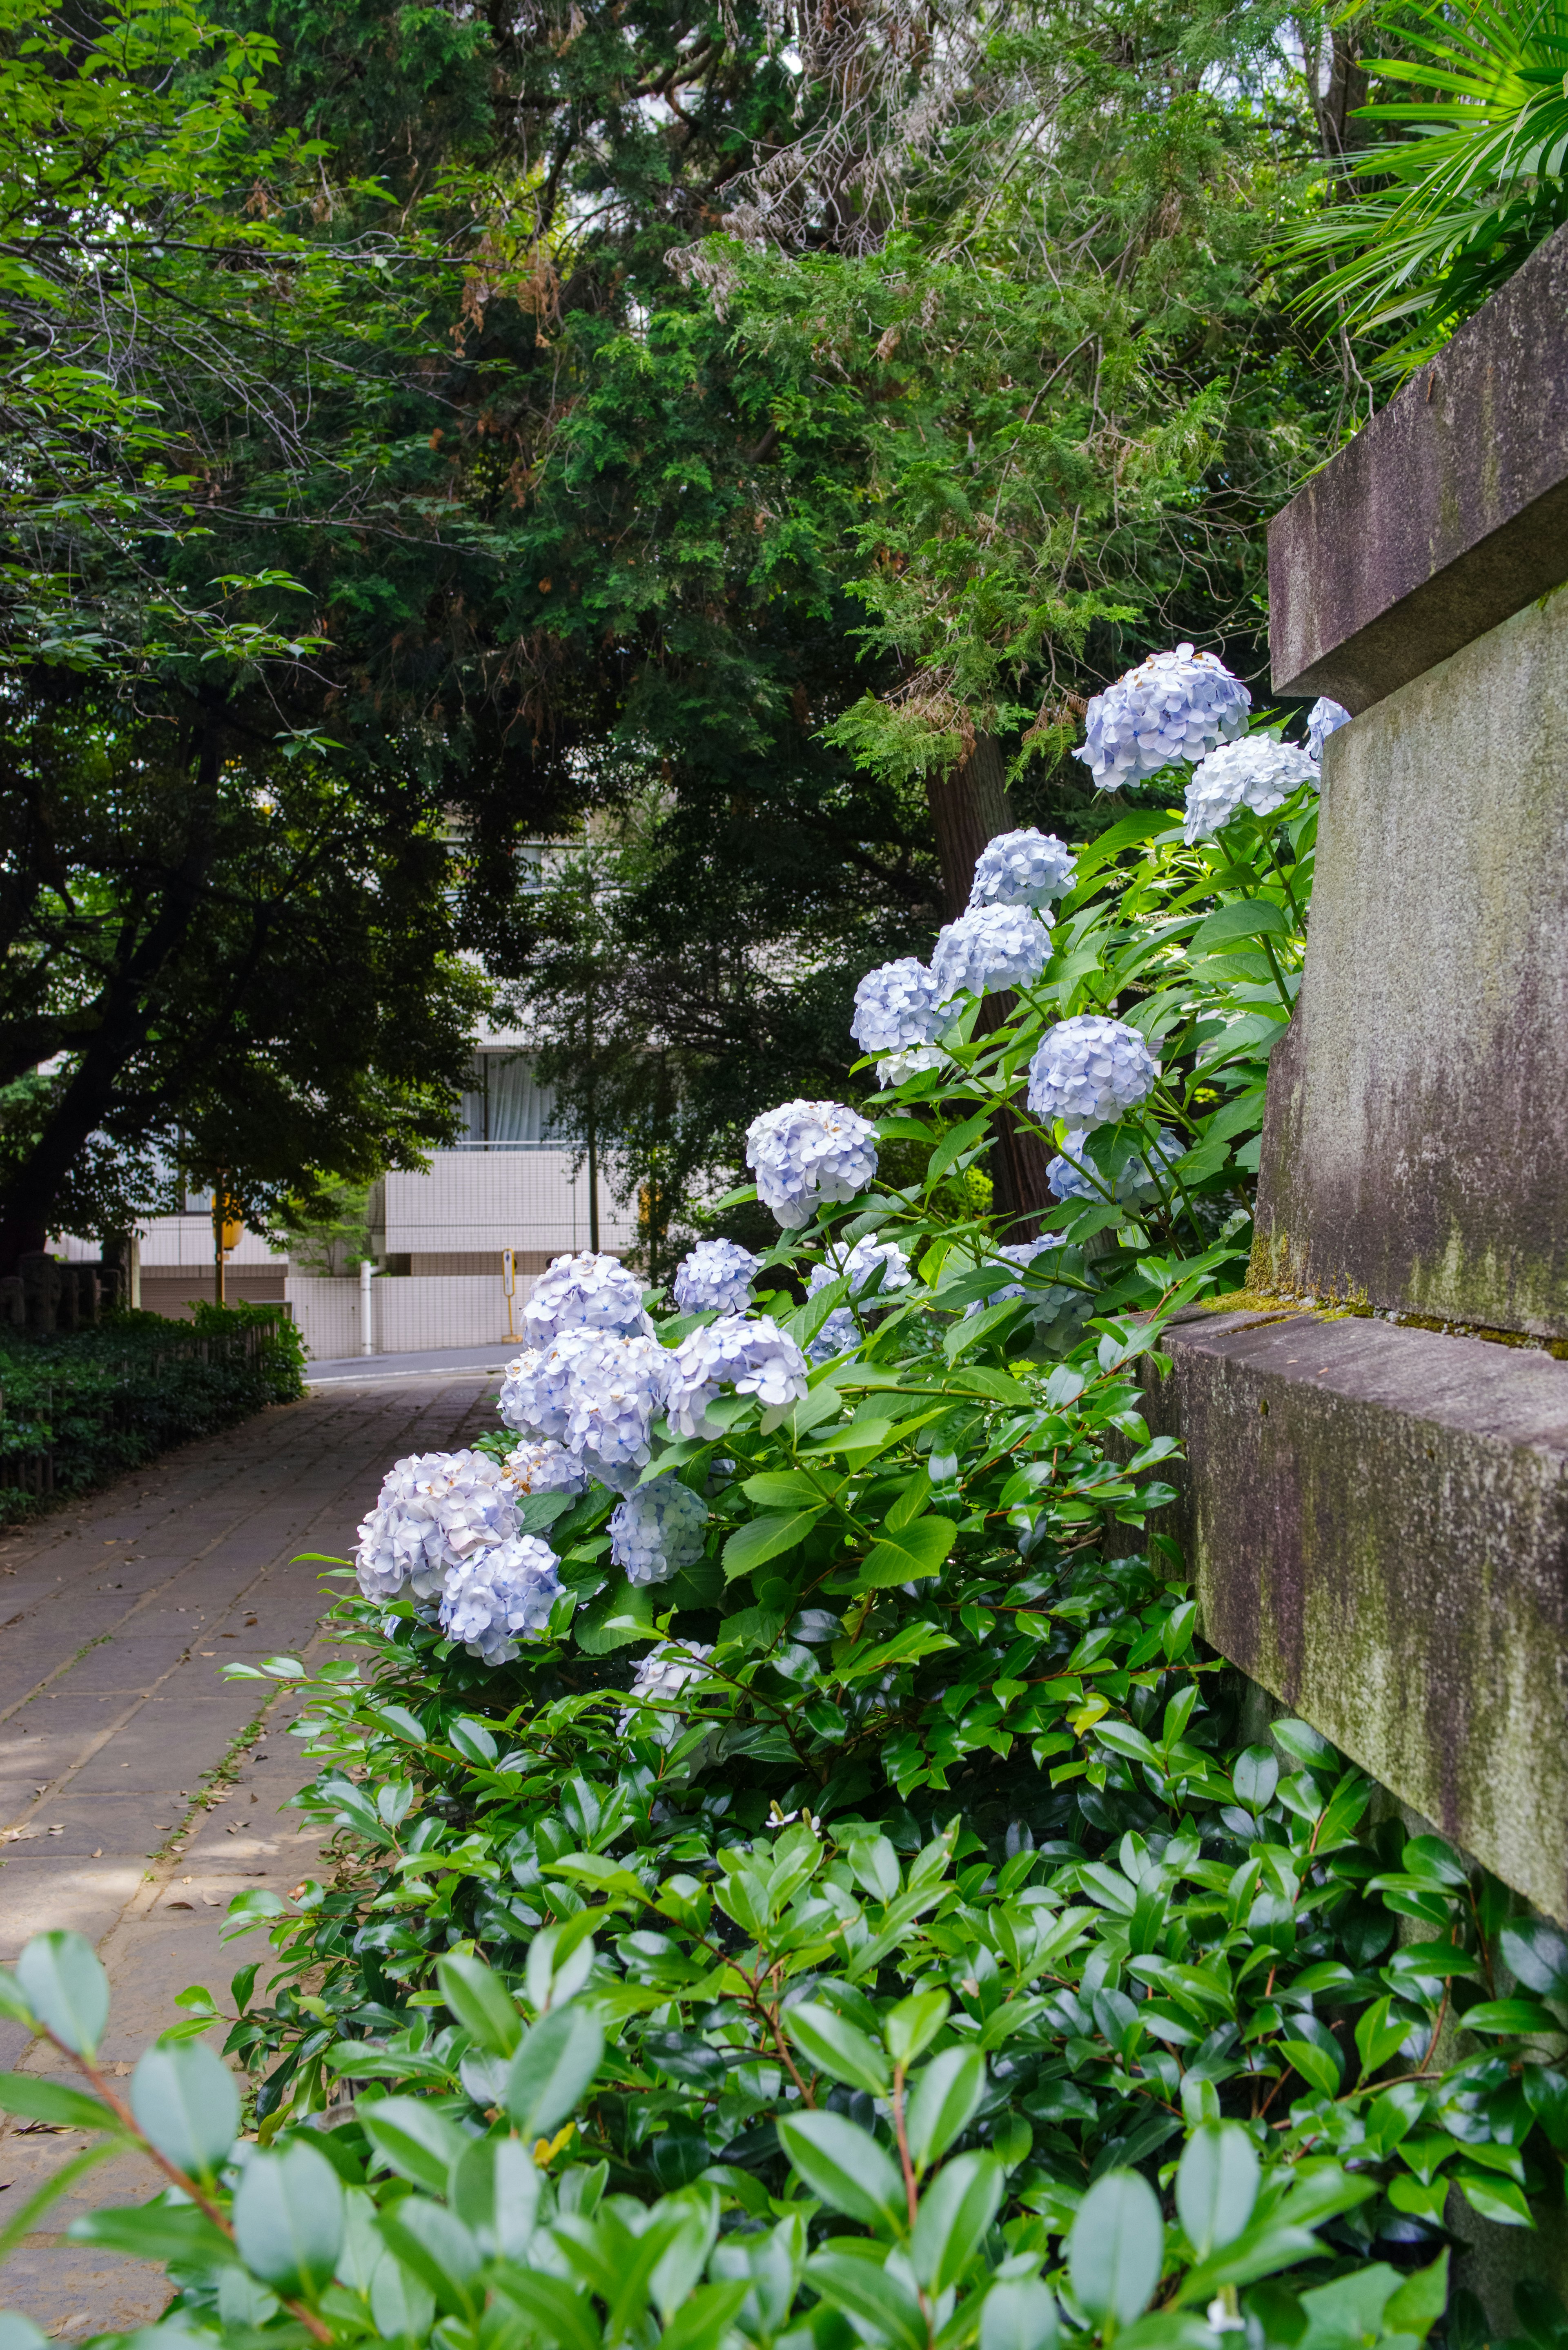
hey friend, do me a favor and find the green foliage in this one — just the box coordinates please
[0,1308,303,1523]
[1286,0,1568,378]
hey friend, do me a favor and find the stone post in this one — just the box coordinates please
[1152,222,1568,1926]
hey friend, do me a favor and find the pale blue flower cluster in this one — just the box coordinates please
[1047,1127,1182,1204]
[1075,645,1250,792]
[617,1641,714,1739]
[746,1099,878,1230]
[969,828,1076,910]
[665,1313,809,1438]
[931,903,1053,1002]
[671,1238,760,1316]
[874,1044,948,1090]
[1027,1014,1159,1130]
[1307,697,1352,762]
[609,1474,710,1587]
[851,958,944,1056]
[354,1450,523,1605]
[438,1538,564,1664]
[522,1250,650,1345]
[500,1328,673,1487]
[1183,738,1319,844]
[805,1234,913,1362]
[503,1439,588,1497]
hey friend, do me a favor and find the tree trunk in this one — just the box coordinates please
[923,730,1056,1233]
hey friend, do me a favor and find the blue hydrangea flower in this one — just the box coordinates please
[1074,645,1250,792]
[522,1250,650,1346]
[931,903,1053,1003]
[1182,739,1319,844]
[875,1043,949,1090]
[501,1329,673,1487]
[969,828,1076,910]
[1027,1014,1159,1130]
[609,1475,710,1587]
[808,1306,860,1362]
[665,1313,809,1438]
[354,1450,522,1605]
[616,1641,714,1739]
[746,1099,879,1230]
[1047,1127,1182,1204]
[804,1235,912,1362]
[672,1238,760,1316]
[851,959,944,1055]
[503,1440,589,1496]
[438,1536,564,1663]
[1306,697,1352,761]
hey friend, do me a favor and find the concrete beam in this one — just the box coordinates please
[1147,1306,1568,1924]
[1268,221,1568,711]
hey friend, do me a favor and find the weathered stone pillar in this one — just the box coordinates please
[1153,223,1568,1926]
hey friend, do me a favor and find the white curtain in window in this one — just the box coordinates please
[460,1054,559,1142]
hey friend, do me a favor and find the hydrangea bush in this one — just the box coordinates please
[12,666,1543,2350]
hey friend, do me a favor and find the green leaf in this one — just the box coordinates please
[722,1509,823,1579]
[1384,2252,1450,2340]
[929,1108,993,1183]
[1355,1997,1414,2082]
[0,1973,35,2031]
[1230,1745,1278,1811]
[807,2251,927,2350]
[449,2134,540,2261]
[1279,2037,1343,2097]
[0,2072,120,2134]
[1189,899,1290,954]
[1461,1999,1562,2036]
[776,2111,904,2228]
[504,2002,605,2141]
[1501,1920,1568,2000]
[360,2095,469,2192]
[885,1992,949,2067]
[784,2002,890,2097]
[980,2279,1059,2350]
[1067,2169,1164,2328]
[367,1703,427,1744]
[1175,2124,1258,2258]
[496,2265,606,2350]
[660,2281,753,2350]
[0,2317,47,2350]
[130,2041,239,2176]
[911,2150,1003,2291]
[232,2138,345,2294]
[369,2249,437,2339]
[1455,2170,1534,2227]
[904,2047,985,2168]
[860,1515,956,1589]
[376,2195,484,2317]
[15,1932,108,2056]
[1270,1717,1336,1770]
[741,1471,826,1508]
[68,2201,237,2268]
[438,1951,523,2057]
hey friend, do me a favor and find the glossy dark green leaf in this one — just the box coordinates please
[232,2138,345,2293]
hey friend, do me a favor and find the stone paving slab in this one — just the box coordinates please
[0,1371,494,2336]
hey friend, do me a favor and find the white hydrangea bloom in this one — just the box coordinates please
[609,1474,710,1587]
[1048,1127,1182,1204]
[875,1043,949,1090]
[665,1313,810,1438]
[354,1450,521,1605]
[499,1329,673,1483]
[746,1099,878,1230]
[1027,1014,1159,1130]
[964,1235,1071,1313]
[969,828,1076,910]
[931,903,1053,1003]
[1306,697,1352,762]
[1182,738,1319,845]
[851,958,944,1055]
[522,1250,650,1346]
[1074,644,1250,792]
[616,1641,715,1740]
[672,1238,760,1316]
[438,1536,564,1664]
[503,1439,588,1497]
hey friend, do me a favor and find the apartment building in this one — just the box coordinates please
[54,1025,636,1360]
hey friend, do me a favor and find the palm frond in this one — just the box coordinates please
[1281,0,1568,377]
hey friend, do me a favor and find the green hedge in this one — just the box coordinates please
[0,1301,306,1521]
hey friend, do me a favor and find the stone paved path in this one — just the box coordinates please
[0,1371,496,2337]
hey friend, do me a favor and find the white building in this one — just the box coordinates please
[55,1030,637,1362]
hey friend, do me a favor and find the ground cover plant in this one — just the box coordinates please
[3,664,1567,2350]
[0,1304,305,1522]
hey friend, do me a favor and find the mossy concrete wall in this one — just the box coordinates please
[1251,591,1568,1338]
[1145,1304,1568,1924]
